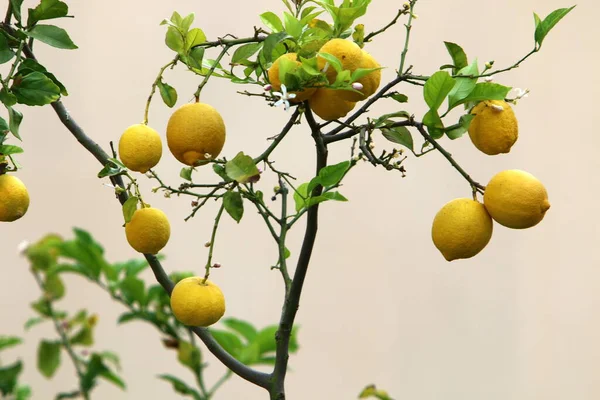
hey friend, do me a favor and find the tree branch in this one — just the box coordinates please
[254,108,300,164]
[270,106,328,400]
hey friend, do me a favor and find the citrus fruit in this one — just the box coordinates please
[125,207,170,254]
[166,103,226,166]
[0,174,30,222]
[483,170,550,229]
[340,50,381,102]
[170,277,226,327]
[317,38,363,83]
[308,88,356,121]
[268,53,316,102]
[118,123,162,173]
[431,198,493,261]
[468,100,518,155]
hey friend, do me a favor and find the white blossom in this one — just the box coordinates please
[272,84,297,111]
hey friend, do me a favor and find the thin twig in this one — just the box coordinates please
[144,56,179,124]
[398,0,417,74]
[364,8,406,42]
[253,109,300,164]
[195,46,231,100]
[203,203,225,281]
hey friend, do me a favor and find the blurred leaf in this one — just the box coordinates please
[37,340,61,378]
[7,106,23,140]
[158,375,201,400]
[69,326,93,346]
[0,34,15,65]
[26,24,77,49]
[81,354,125,392]
[30,299,65,319]
[119,276,146,307]
[209,329,243,357]
[177,340,201,371]
[157,80,177,108]
[534,6,575,47]
[99,351,121,371]
[118,311,178,338]
[24,317,45,330]
[0,360,22,395]
[225,152,260,183]
[0,336,22,352]
[55,390,81,399]
[222,318,258,343]
[43,273,65,300]
[283,12,302,38]
[14,385,32,400]
[260,12,284,32]
[223,191,244,223]
[28,0,69,26]
[0,144,24,155]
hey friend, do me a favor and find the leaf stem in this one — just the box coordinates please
[143,56,179,125]
[398,0,417,74]
[203,203,225,281]
[194,46,231,101]
[364,7,407,42]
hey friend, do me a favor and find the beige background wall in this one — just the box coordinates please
[1,0,598,399]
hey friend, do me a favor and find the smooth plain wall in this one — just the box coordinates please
[1,0,598,399]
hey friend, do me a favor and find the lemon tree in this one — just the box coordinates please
[0,0,575,399]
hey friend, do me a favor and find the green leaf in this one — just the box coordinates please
[443,41,468,74]
[14,385,32,400]
[99,351,121,371]
[37,340,61,378]
[225,152,260,183]
[157,80,177,108]
[185,47,205,70]
[423,109,444,139]
[28,0,69,26]
[446,114,475,140]
[0,336,23,352]
[7,106,23,140]
[222,318,257,343]
[117,311,178,338]
[254,325,300,354]
[534,6,576,47]
[69,326,93,346]
[283,12,302,38]
[180,13,194,33]
[261,32,291,64]
[177,340,201,371]
[231,43,262,64]
[122,196,138,224]
[209,329,243,357]
[185,28,207,52]
[179,167,193,181]
[26,24,77,49]
[12,71,61,106]
[158,375,202,400]
[82,354,125,392]
[293,182,309,212]
[317,161,351,187]
[390,93,408,103]
[423,71,455,111]
[0,144,24,155]
[380,125,413,151]
[260,12,284,32]
[317,52,343,73]
[0,34,15,65]
[119,276,146,306]
[0,360,22,395]
[113,258,150,278]
[165,26,184,54]
[43,273,65,300]
[55,390,81,399]
[9,0,24,24]
[448,60,479,109]
[16,59,68,96]
[0,89,17,106]
[97,158,125,178]
[223,191,244,223]
[24,317,44,330]
[453,82,511,107]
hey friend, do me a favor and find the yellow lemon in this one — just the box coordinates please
[125,207,170,254]
[308,88,356,121]
[268,53,316,102]
[166,103,226,166]
[468,100,518,155]
[118,124,162,173]
[171,277,226,327]
[0,174,30,222]
[431,198,493,261]
[483,170,550,229]
[317,38,363,83]
[340,50,381,102]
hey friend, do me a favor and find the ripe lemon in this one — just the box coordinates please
[0,174,30,222]
[118,124,162,173]
[431,198,493,261]
[170,277,226,327]
[483,170,550,229]
[166,103,226,166]
[125,207,170,254]
[317,38,363,83]
[340,50,381,102]
[468,100,518,155]
[268,53,316,102]
[308,88,356,121]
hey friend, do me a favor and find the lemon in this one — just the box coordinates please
[0,174,30,222]
[268,53,316,102]
[431,198,493,261]
[340,50,381,102]
[118,124,162,173]
[166,103,226,166]
[125,207,170,254]
[483,170,550,229]
[317,38,363,83]
[170,277,226,327]
[468,100,518,155]
[308,88,356,121]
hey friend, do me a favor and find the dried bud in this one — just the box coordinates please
[212,263,222,268]
[191,200,199,207]
[204,241,211,247]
